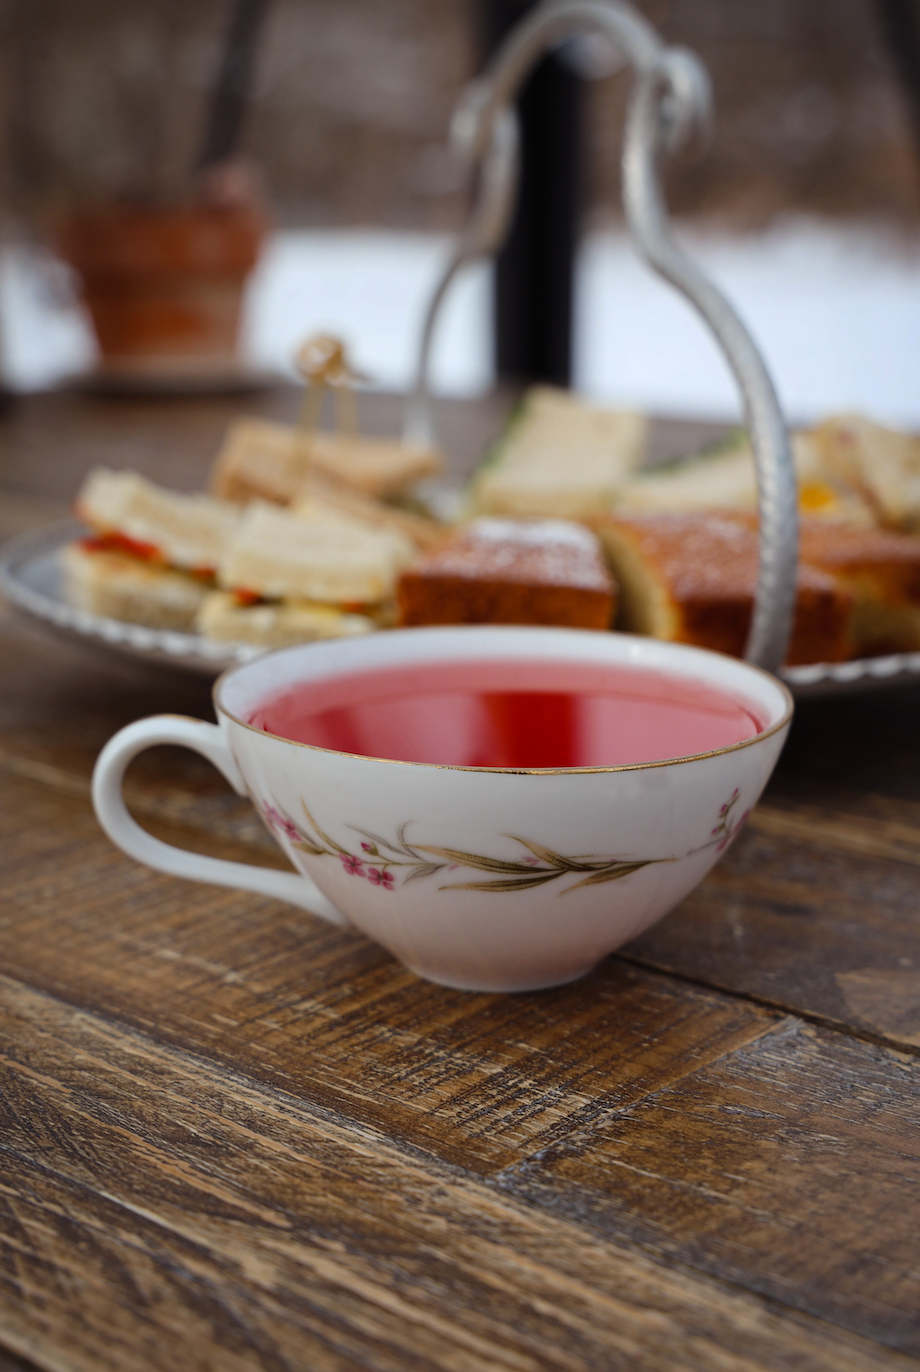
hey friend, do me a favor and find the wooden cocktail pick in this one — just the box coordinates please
[211,333,444,506]
[294,334,370,440]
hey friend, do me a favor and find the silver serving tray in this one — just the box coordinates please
[2,520,919,697]
[0,521,259,677]
[782,651,920,698]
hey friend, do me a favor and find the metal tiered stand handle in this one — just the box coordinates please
[405,0,797,675]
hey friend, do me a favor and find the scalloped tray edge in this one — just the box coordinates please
[2,521,919,695]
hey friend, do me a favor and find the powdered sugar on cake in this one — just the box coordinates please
[397,516,616,626]
[467,518,599,551]
[427,518,612,591]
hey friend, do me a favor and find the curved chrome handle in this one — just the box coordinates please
[404,96,519,448]
[408,0,797,673]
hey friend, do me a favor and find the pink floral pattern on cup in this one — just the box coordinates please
[710,789,751,853]
[262,804,303,844]
[339,852,365,877]
[258,790,751,896]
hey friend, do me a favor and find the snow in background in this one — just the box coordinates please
[241,231,492,395]
[1,219,918,427]
[576,220,920,429]
[0,247,97,388]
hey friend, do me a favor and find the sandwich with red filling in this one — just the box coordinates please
[198,498,415,647]
[64,468,242,630]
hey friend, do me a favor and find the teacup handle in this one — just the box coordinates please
[91,715,347,927]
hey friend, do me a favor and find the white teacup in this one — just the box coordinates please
[92,627,792,993]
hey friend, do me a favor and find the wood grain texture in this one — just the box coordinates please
[0,612,276,858]
[0,387,512,504]
[752,789,920,869]
[0,1347,44,1372]
[3,393,920,1369]
[627,825,920,1049]
[0,771,775,1177]
[3,610,920,1055]
[0,388,719,507]
[0,975,915,1372]
[772,686,920,809]
[502,1017,920,1356]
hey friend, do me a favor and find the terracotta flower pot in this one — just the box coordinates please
[57,204,266,366]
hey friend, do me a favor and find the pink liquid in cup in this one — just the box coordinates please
[247,659,765,769]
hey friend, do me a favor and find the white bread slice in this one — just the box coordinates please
[210,417,312,504]
[793,432,876,525]
[210,420,442,545]
[617,433,755,515]
[290,472,443,548]
[218,500,414,604]
[811,414,920,531]
[307,430,443,496]
[469,386,647,520]
[61,542,208,631]
[75,468,241,572]
[210,416,443,503]
[197,592,373,647]
[616,432,875,527]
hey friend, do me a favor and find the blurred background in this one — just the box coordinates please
[0,0,918,423]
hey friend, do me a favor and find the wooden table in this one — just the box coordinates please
[1,387,919,1372]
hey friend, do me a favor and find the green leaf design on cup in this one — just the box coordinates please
[254,790,749,897]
